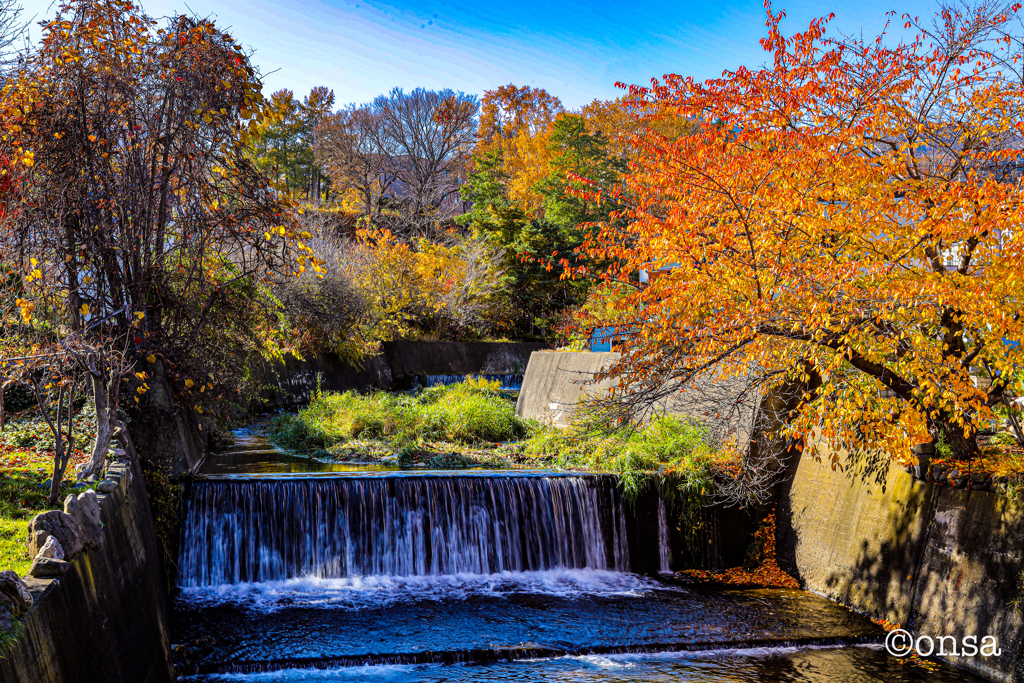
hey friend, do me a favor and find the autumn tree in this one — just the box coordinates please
[0,0,315,475]
[315,104,397,216]
[249,86,334,202]
[371,87,478,233]
[462,113,625,338]
[577,2,1024,464]
[475,85,564,211]
[314,88,478,235]
[478,84,564,152]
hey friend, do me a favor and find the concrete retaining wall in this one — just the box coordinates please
[777,448,1024,682]
[259,341,547,408]
[516,351,619,426]
[516,351,756,443]
[0,458,175,683]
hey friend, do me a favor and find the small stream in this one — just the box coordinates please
[171,430,988,682]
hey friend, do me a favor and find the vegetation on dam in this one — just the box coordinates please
[268,377,729,502]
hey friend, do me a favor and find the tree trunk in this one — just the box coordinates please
[85,371,120,477]
[937,420,979,461]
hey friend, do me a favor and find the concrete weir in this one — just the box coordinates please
[0,457,175,683]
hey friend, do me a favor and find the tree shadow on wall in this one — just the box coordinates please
[775,447,932,625]
[778,444,1024,677]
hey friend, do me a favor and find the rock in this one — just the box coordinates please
[65,492,102,550]
[0,571,32,613]
[38,535,63,560]
[77,490,100,524]
[970,472,988,484]
[936,470,949,484]
[28,557,69,578]
[96,479,117,494]
[27,529,50,558]
[27,510,82,560]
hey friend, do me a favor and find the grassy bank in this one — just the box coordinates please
[269,377,531,468]
[268,381,727,499]
[0,410,91,574]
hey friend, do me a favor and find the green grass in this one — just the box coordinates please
[508,415,721,500]
[0,452,70,575]
[269,377,533,461]
[0,408,93,575]
[269,382,725,499]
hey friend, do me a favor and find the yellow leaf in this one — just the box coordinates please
[80,303,90,316]
[185,379,194,388]
[146,354,157,363]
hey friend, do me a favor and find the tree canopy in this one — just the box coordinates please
[576,2,1024,462]
[0,0,316,475]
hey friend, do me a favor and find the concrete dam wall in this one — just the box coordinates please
[777,448,1024,683]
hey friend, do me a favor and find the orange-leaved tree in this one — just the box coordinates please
[0,0,318,476]
[576,2,1024,464]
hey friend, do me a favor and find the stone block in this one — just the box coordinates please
[65,492,102,550]
[37,536,63,560]
[0,571,32,613]
[77,490,100,525]
[28,557,69,578]
[27,510,82,560]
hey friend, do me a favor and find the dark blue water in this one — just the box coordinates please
[174,433,989,683]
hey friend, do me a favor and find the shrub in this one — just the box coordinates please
[518,415,719,501]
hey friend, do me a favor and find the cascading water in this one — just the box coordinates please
[179,473,630,588]
[424,374,523,390]
[172,436,951,682]
[657,498,671,573]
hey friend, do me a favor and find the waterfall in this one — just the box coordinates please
[178,474,630,587]
[657,498,671,573]
[424,374,524,390]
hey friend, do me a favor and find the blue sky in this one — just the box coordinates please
[19,0,941,108]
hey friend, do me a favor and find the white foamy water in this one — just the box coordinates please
[180,664,430,681]
[177,568,664,612]
[179,476,631,587]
